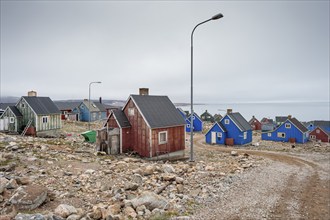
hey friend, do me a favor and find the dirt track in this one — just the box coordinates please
[192,135,330,220]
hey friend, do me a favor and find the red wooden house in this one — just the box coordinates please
[102,89,186,158]
[309,126,330,143]
[249,116,262,130]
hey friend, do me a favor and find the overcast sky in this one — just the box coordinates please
[0,0,329,104]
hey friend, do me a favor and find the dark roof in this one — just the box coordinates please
[201,110,213,117]
[0,103,15,110]
[130,95,186,129]
[276,116,288,123]
[94,102,106,112]
[21,96,61,115]
[228,112,252,131]
[312,120,330,127]
[54,101,81,110]
[288,118,308,133]
[112,109,131,128]
[8,106,23,117]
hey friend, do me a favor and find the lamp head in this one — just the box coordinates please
[211,13,223,20]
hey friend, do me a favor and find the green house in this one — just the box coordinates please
[0,95,62,134]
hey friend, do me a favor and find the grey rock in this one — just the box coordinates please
[131,191,168,211]
[14,213,46,220]
[9,185,48,210]
[163,164,175,173]
[54,204,78,218]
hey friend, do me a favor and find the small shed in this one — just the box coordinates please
[309,126,330,143]
[98,89,186,158]
[249,116,262,130]
[205,122,227,145]
[0,106,23,133]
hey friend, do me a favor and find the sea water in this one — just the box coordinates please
[177,101,329,122]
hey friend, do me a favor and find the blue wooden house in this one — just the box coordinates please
[77,100,107,122]
[205,109,252,146]
[205,122,227,145]
[261,116,309,143]
[186,112,203,132]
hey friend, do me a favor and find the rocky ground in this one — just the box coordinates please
[0,121,329,220]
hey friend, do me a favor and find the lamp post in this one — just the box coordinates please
[89,81,102,130]
[190,13,223,162]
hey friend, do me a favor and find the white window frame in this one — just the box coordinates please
[243,132,247,139]
[158,131,168,145]
[277,132,286,138]
[187,124,191,128]
[310,135,316,139]
[9,117,15,123]
[217,132,222,138]
[42,116,48,123]
[316,129,320,134]
[224,119,230,124]
[267,133,271,137]
[21,103,25,108]
[128,108,134,116]
[285,123,291,129]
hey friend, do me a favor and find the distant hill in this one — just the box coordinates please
[0,96,20,103]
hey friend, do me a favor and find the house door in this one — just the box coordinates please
[110,135,119,154]
[211,132,217,144]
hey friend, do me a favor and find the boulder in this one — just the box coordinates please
[231,151,238,156]
[54,204,77,218]
[163,164,175,173]
[9,185,48,210]
[131,191,167,211]
[123,206,137,218]
[0,177,9,194]
[14,213,46,220]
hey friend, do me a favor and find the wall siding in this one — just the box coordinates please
[151,126,185,158]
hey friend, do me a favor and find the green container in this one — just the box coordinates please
[81,130,97,143]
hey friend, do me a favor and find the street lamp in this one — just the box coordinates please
[89,81,102,130]
[190,13,223,162]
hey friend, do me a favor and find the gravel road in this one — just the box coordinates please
[191,136,330,220]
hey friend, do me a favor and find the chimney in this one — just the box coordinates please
[288,115,292,119]
[139,88,149,96]
[99,97,102,104]
[227,109,232,114]
[28,90,37,97]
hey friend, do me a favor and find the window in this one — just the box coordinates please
[9,117,14,123]
[92,104,97,108]
[285,123,291,129]
[217,132,222,138]
[192,116,195,120]
[128,108,134,116]
[159,131,168,144]
[310,135,316,139]
[277,132,285,138]
[224,119,230,124]
[316,129,320,134]
[42,116,48,123]
[187,124,191,128]
[267,133,271,137]
[243,132,247,139]
[21,103,25,108]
